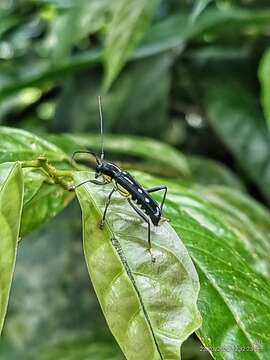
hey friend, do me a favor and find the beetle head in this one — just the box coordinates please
[90,152,103,178]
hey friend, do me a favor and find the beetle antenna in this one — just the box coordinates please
[98,95,104,161]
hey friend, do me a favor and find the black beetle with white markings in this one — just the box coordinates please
[72,97,167,262]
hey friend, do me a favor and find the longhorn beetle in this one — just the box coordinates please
[72,96,167,262]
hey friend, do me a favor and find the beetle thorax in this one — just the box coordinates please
[98,161,121,179]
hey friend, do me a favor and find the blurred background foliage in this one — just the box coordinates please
[1,0,270,359]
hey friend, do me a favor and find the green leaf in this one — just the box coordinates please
[0,126,76,236]
[104,0,157,89]
[258,48,270,128]
[20,169,75,237]
[22,170,45,207]
[0,162,24,334]
[200,186,270,277]
[48,133,191,178]
[204,186,270,239]
[0,126,69,163]
[44,0,109,61]
[201,78,270,204]
[133,172,270,358]
[189,0,213,24]
[0,13,21,38]
[138,7,270,59]
[188,156,245,191]
[74,171,201,360]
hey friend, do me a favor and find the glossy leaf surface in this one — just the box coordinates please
[0,126,68,163]
[0,162,23,334]
[20,169,74,236]
[0,127,75,235]
[200,186,270,277]
[188,156,245,191]
[133,172,270,359]
[75,171,201,360]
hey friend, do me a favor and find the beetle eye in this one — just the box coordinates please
[95,163,103,178]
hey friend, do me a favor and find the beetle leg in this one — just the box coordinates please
[69,179,107,191]
[100,188,115,228]
[146,185,167,213]
[127,198,155,263]
[90,179,108,186]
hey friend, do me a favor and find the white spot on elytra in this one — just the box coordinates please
[145,198,150,203]
[155,207,160,216]
[124,176,134,185]
[138,188,143,193]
